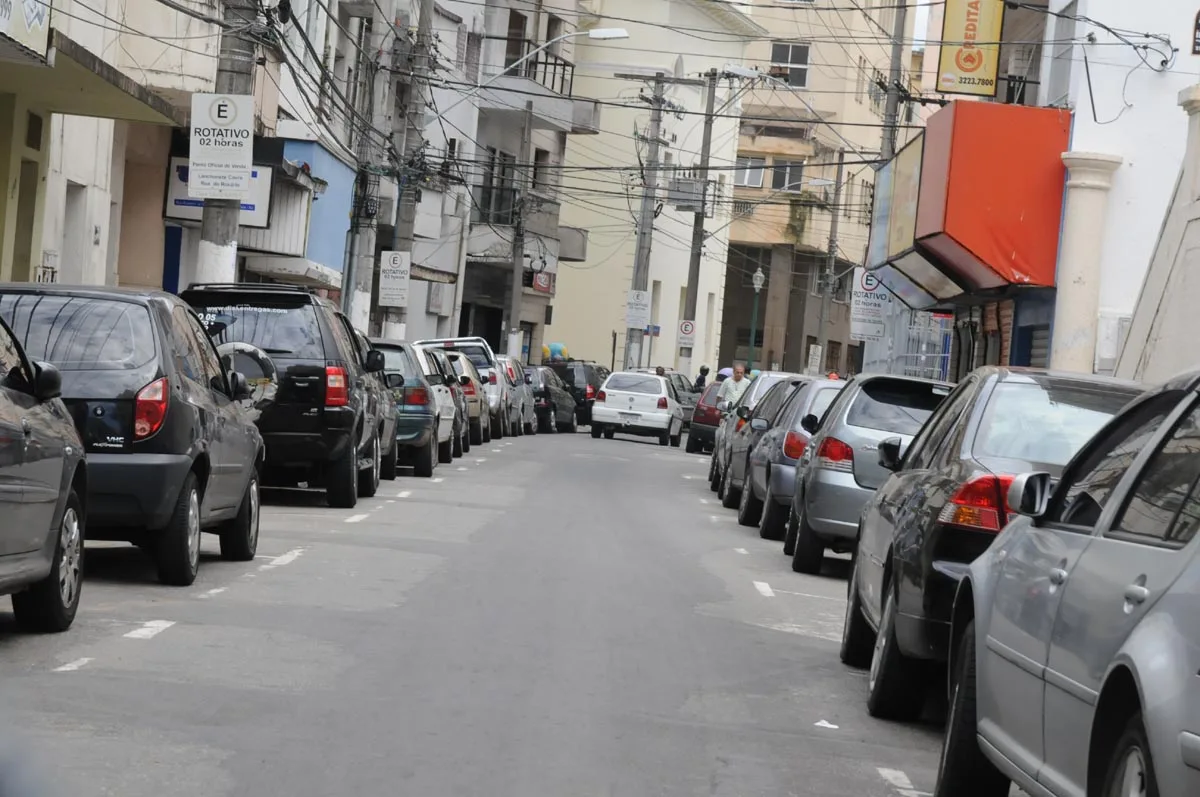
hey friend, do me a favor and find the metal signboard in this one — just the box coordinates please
[188,93,255,200]
[678,319,696,347]
[850,267,891,342]
[378,251,411,308]
[626,290,651,329]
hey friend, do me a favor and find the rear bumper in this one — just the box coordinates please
[86,452,194,532]
[769,463,797,502]
[688,423,716,446]
[394,413,436,448]
[593,406,672,433]
[803,468,872,540]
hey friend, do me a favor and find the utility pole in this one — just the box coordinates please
[677,67,718,380]
[815,149,846,374]
[505,101,535,360]
[880,1,909,159]
[196,0,258,284]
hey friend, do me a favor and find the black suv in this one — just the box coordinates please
[546,360,609,426]
[181,284,390,509]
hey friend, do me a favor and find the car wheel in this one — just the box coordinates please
[491,415,503,439]
[867,587,928,721]
[524,413,536,435]
[358,435,381,498]
[327,437,359,508]
[220,469,260,561]
[470,417,484,446]
[670,432,682,448]
[709,455,720,492]
[686,433,700,453]
[603,428,615,440]
[720,459,740,509]
[438,428,454,464]
[414,435,436,477]
[790,502,824,574]
[591,424,602,439]
[156,471,202,587]
[462,424,471,453]
[452,422,464,458]
[1100,712,1160,797]
[659,431,670,447]
[737,469,764,526]
[381,436,398,480]
[840,553,875,668]
[782,506,798,555]
[567,410,578,433]
[758,480,787,541]
[482,419,491,443]
[12,488,84,632]
[933,619,1010,797]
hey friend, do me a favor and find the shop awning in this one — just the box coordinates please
[0,30,183,125]
[244,255,342,289]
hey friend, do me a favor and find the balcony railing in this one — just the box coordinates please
[500,38,575,96]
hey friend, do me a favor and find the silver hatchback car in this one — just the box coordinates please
[789,374,952,573]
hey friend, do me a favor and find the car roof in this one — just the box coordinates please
[0,283,172,306]
[975,365,1143,392]
[852,372,953,388]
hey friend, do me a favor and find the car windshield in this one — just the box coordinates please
[0,293,156,371]
[188,298,324,359]
[379,346,421,381]
[847,379,948,435]
[974,381,1140,466]
[438,342,492,371]
[606,374,663,394]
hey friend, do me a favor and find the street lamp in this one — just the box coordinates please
[747,266,766,371]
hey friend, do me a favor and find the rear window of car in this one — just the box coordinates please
[437,342,492,371]
[748,374,788,406]
[973,381,1140,467]
[699,382,720,406]
[188,297,324,360]
[606,373,663,394]
[800,386,841,428]
[846,379,948,435]
[550,363,589,389]
[378,346,421,381]
[0,293,156,371]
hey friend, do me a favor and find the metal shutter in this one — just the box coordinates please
[1029,325,1051,368]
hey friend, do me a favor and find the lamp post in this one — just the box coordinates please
[747,266,765,371]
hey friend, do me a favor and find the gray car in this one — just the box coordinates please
[934,371,1200,797]
[789,374,952,572]
[710,372,800,498]
[497,356,537,436]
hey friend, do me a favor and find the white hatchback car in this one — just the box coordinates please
[591,371,686,447]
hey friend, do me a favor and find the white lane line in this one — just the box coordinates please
[773,588,844,602]
[709,514,734,523]
[877,768,930,797]
[681,474,701,480]
[457,466,468,471]
[735,548,749,555]
[475,458,487,463]
[699,498,710,504]
[814,719,839,729]
[753,581,775,597]
[344,514,368,524]
[490,448,502,453]
[198,587,227,599]
[124,620,175,640]
[431,477,444,483]
[259,547,305,570]
[396,490,412,498]
[385,500,395,504]
[54,657,93,672]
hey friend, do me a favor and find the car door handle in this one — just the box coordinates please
[1049,568,1068,586]
[1124,584,1150,605]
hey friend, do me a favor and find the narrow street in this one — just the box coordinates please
[0,433,947,797]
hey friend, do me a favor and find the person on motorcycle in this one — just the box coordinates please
[694,365,710,390]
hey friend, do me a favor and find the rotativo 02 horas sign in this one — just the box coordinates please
[188,93,255,201]
[936,0,1006,98]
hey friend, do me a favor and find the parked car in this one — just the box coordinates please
[843,367,1143,722]
[0,306,85,630]
[634,368,700,425]
[441,349,489,445]
[371,339,443,477]
[546,359,609,426]
[412,343,461,464]
[528,365,578,433]
[788,374,953,574]
[686,382,722,454]
[722,375,806,520]
[591,371,685,446]
[2,286,264,588]
[182,283,386,510]
[416,336,511,438]
[425,345,470,456]
[497,355,536,436]
[931,371,1199,797]
[713,372,804,501]
[746,378,845,542]
[352,330,399,477]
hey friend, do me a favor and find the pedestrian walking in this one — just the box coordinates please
[717,363,750,406]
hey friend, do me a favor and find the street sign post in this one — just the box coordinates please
[378,251,412,308]
[626,290,651,329]
[188,93,254,200]
[678,319,696,347]
[850,267,890,343]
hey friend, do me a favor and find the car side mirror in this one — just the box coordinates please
[386,373,405,389]
[32,361,61,401]
[364,349,385,373]
[800,413,819,434]
[1008,472,1053,519]
[735,405,751,420]
[750,418,769,432]
[878,436,904,472]
[717,399,730,413]
[458,374,471,387]
[524,373,532,385]
[228,371,252,400]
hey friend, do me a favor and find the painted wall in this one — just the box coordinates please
[283,139,354,271]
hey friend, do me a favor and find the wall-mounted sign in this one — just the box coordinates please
[189,93,255,199]
[378,251,411,308]
[850,267,891,342]
[936,0,1006,97]
[165,157,271,228]
[626,290,651,328]
[678,319,696,347]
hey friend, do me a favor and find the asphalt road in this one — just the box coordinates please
[0,428,960,797]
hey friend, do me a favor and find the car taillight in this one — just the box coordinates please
[657,396,668,409]
[462,380,476,396]
[506,365,515,381]
[134,377,169,440]
[937,475,1016,532]
[325,366,349,407]
[488,371,497,385]
[597,390,606,402]
[404,386,430,406]
[815,437,854,472]
[783,430,808,459]
[586,384,595,400]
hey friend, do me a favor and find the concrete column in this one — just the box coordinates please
[1049,152,1123,373]
[762,245,792,370]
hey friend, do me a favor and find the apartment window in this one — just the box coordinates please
[734,156,765,188]
[440,137,459,177]
[1048,1,1076,106]
[771,160,805,192]
[505,10,528,68]
[455,23,467,70]
[855,56,866,103]
[861,178,873,221]
[843,180,854,219]
[769,42,809,88]
[825,341,842,373]
[465,33,482,83]
[546,15,566,55]
[869,69,886,115]
[532,148,551,190]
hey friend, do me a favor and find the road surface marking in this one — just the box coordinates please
[773,588,843,602]
[475,458,487,463]
[753,581,775,597]
[260,548,305,570]
[396,490,412,498]
[124,620,175,639]
[814,719,839,729]
[198,587,226,599]
[457,466,468,471]
[345,514,368,523]
[385,500,395,504]
[681,474,701,480]
[877,768,930,797]
[490,449,502,453]
[431,477,444,483]
[699,498,710,504]
[735,548,749,555]
[709,514,734,523]
[54,658,93,672]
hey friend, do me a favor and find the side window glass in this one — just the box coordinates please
[1111,401,1200,548]
[905,381,972,470]
[170,307,206,384]
[185,312,223,386]
[328,313,360,366]
[0,318,30,390]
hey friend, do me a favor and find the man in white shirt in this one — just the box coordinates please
[717,364,750,406]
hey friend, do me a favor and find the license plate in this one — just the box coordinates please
[619,412,639,422]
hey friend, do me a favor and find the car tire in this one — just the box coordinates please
[220,469,260,562]
[659,432,670,447]
[567,411,578,433]
[452,422,464,458]
[327,438,359,508]
[867,587,928,721]
[438,430,454,464]
[603,428,615,440]
[156,471,202,587]
[758,480,787,541]
[358,435,381,498]
[1099,712,1160,797]
[524,414,536,435]
[414,435,436,477]
[12,487,84,633]
[482,419,491,444]
[720,459,740,509]
[670,431,682,448]
[840,554,875,668]
[709,455,721,492]
[790,503,824,574]
[685,433,700,453]
[591,424,602,439]
[933,619,1010,797]
[737,468,764,526]
[470,417,484,446]
[462,423,471,453]
[381,436,398,480]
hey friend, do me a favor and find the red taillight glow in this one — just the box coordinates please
[815,437,854,472]
[506,365,516,382]
[134,377,169,440]
[735,418,746,433]
[488,371,497,385]
[404,386,430,406]
[657,396,668,409]
[325,366,349,406]
[937,475,1016,532]
[586,384,595,400]
[783,430,808,460]
[596,390,606,402]
[462,380,476,396]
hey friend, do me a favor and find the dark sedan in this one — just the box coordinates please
[528,365,578,433]
[842,366,1143,722]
